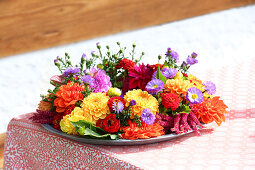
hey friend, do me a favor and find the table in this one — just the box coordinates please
[4,59,255,169]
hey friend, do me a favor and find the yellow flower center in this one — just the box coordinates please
[192,94,198,99]
[153,84,158,88]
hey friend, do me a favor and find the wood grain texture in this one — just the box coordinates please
[0,133,6,169]
[0,0,255,57]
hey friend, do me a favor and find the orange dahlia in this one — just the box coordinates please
[54,82,85,113]
[38,100,52,112]
[121,120,164,140]
[164,79,191,96]
[191,96,228,126]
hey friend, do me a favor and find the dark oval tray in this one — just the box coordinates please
[42,124,197,146]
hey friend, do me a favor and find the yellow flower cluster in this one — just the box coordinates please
[124,89,158,118]
[60,114,91,135]
[81,92,110,124]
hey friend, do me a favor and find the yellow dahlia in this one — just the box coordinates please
[81,92,110,124]
[60,114,91,135]
[124,89,158,118]
[189,74,213,99]
[164,79,191,96]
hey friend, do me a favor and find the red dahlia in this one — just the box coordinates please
[128,64,154,90]
[160,93,180,110]
[115,58,135,70]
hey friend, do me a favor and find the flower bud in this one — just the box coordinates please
[117,42,120,45]
[106,45,110,49]
[174,71,183,79]
[158,55,162,60]
[132,43,136,48]
[108,87,122,97]
[97,64,104,69]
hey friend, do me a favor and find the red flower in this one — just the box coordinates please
[96,114,120,133]
[182,72,188,77]
[63,105,76,116]
[160,93,180,110]
[108,97,126,112]
[115,58,135,70]
[52,113,64,130]
[147,64,164,72]
[128,64,154,90]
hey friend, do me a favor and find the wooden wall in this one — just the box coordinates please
[0,0,254,58]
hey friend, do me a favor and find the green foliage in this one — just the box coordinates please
[71,120,118,140]
[156,66,167,84]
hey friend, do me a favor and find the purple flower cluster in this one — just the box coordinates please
[80,75,95,86]
[62,67,81,77]
[141,108,156,125]
[152,68,178,80]
[186,56,198,65]
[203,81,216,95]
[165,48,179,63]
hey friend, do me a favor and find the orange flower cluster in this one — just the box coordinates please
[54,82,85,113]
[121,120,164,140]
[191,96,228,126]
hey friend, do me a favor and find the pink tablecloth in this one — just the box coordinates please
[4,59,255,169]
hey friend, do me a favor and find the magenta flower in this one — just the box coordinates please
[128,64,154,90]
[203,81,216,95]
[186,87,204,104]
[145,79,164,95]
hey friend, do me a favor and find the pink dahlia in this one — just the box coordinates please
[89,68,112,93]
[128,64,154,90]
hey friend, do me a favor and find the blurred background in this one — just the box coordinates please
[0,0,255,135]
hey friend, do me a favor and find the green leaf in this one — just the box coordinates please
[70,120,118,140]
[156,66,167,84]
[172,104,191,115]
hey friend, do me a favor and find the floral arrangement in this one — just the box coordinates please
[30,42,228,140]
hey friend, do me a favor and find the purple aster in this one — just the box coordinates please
[62,67,80,77]
[96,42,100,46]
[112,101,124,114]
[171,50,179,62]
[89,68,112,93]
[80,75,95,86]
[163,68,178,79]
[186,87,204,104]
[203,81,216,95]
[54,56,59,63]
[141,108,156,125]
[82,53,87,59]
[130,100,137,106]
[91,51,95,55]
[191,52,198,58]
[145,79,164,95]
[186,56,198,65]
